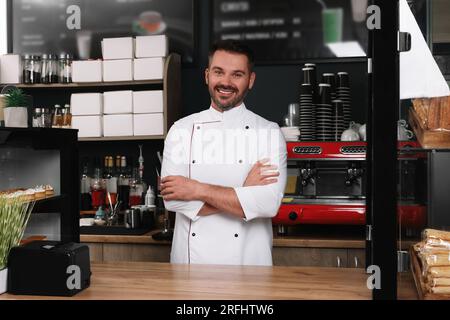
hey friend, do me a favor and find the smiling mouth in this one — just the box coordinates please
[216,87,236,96]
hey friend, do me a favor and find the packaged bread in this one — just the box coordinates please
[428,266,450,278]
[413,98,429,128]
[423,229,450,242]
[428,97,442,130]
[427,276,450,287]
[440,96,450,131]
[428,286,450,295]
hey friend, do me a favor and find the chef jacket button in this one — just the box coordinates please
[245,126,249,130]
[197,126,201,130]
[192,233,196,237]
[192,160,196,164]
[234,234,239,238]
[238,160,243,164]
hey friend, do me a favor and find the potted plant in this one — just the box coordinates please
[0,195,35,294]
[3,87,29,128]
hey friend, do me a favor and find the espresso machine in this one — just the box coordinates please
[273,141,427,235]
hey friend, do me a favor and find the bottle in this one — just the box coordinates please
[145,186,155,206]
[49,54,59,83]
[32,55,42,84]
[62,104,72,128]
[118,156,130,210]
[23,54,32,84]
[32,108,42,128]
[91,158,106,210]
[52,104,62,128]
[80,158,92,211]
[41,54,50,84]
[129,167,143,207]
[59,53,72,84]
[105,156,118,207]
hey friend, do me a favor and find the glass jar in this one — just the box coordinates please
[41,54,59,84]
[62,104,72,128]
[52,104,63,128]
[32,108,42,127]
[41,108,53,128]
[41,54,50,84]
[59,53,73,84]
[48,54,59,83]
[23,54,41,84]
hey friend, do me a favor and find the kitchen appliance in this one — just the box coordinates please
[273,141,427,235]
[7,241,91,296]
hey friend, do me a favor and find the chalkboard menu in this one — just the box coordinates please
[8,0,196,63]
[211,0,369,63]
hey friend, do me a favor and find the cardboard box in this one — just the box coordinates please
[103,114,133,137]
[71,93,103,116]
[135,35,168,58]
[72,60,103,83]
[103,60,133,82]
[0,54,22,84]
[133,58,164,81]
[104,90,133,114]
[102,37,134,60]
[72,116,103,138]
[133,113,164,136]
[133,90,163,114]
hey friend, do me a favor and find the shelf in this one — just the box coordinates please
[10,79,163,88]
[78,135,166,142]
[32,194,67,213]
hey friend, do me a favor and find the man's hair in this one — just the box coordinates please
[208,40,255,72]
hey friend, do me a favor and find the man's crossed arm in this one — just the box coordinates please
[160,159,279,219]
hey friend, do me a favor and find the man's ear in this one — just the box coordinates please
[248,72,256,90]
[205,68,209,85]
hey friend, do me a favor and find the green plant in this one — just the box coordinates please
[4,88,28,108]
[0,196,35,270]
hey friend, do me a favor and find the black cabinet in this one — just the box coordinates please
[0,128,79,242]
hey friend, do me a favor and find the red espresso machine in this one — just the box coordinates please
[273,141,427,235]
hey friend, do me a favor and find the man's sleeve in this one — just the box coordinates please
[161,124,204,221]
[233,123,287,221]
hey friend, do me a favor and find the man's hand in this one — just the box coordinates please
[244,159,280,187]
[160,176,201,201]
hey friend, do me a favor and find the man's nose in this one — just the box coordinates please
[219,74,233,86]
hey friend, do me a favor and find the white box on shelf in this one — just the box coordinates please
[135,35,168,58]
[103,90,133,114]
[102,37,134,60]
[72,115,103,138]
[70,93,103,116]
[103,114,133,137]
[72,60,103,83]
[133,113,164,136]
[0,54,22,84]
[133,57,164,81]
[133,90,163,114]
[103,60,133,82]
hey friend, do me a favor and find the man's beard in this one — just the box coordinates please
[209,85,249,112]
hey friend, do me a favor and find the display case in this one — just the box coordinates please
[0,128,79,242]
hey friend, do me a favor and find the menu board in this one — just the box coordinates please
[211,0,369,63]
[8,0,196,63]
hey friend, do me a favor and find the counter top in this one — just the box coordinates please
[80,230,417,250]
[0,261,418,300]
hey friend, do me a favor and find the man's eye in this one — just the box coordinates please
[233,73,243,78]
[214,70,223,75]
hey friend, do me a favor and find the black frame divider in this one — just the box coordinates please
[368,0,400,299]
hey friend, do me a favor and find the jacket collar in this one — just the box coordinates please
[208,103,247,122]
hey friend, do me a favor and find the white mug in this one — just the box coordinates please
[358,124,367,141]
[341,128,360,142]
[398,126,414,141]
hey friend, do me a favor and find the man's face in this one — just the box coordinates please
[205,50,256,112]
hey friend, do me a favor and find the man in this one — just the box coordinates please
[160,40,287,266]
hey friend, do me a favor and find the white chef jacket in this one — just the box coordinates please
[161,103,287,266]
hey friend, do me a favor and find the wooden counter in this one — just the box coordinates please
[0,261,418,300]
[80,231,416,250]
